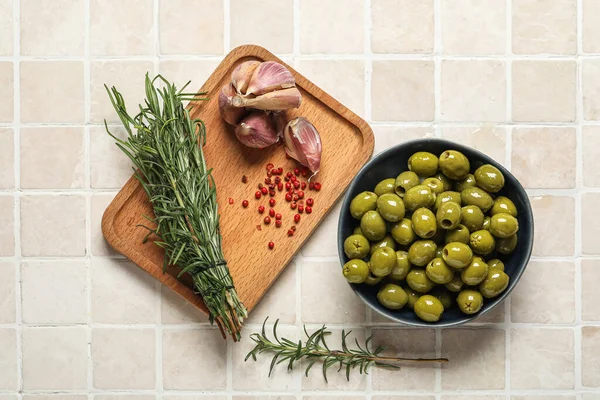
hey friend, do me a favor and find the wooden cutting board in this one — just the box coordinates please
[101,45,374,317]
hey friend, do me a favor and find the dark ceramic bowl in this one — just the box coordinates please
[337,138,534,327]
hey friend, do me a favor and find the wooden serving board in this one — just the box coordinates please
[101,45,374,316]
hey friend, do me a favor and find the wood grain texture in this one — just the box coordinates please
[101,45,374,316]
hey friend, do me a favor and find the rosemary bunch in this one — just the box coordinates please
[104,74,247,340]
[246,319,448,381]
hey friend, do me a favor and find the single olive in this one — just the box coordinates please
[342,259,370,283]
[426,257,455,284]
[404,184,437,211]
[370,246,397,277]
[456,290,484,315]
[496,234,518,255]
[350,191,378,219]
[436,201,462,230]
[406,269,435,293]
[461,205,485,232]
[377,283,408,310]
[344,234,370,259]
[412,208,438,239]
[474,164,505,193]
[454,173,477,192]
[442,242,473,269]
[439,150,470,180]
[360,210,387,241]
[487,259,505,271]
[405,286,422,309]
[353,226,364,235]
[370,234,397,255]
[414,295,444,322]
[422,177,445,195]
[479,269,510,298]
[489,213,519,238]
[445,275,464,292]
[408,151,439,177]
[377,193,406,222]
[461,187,494,212]
[390,218,417,246]
[445,224,471,245]
[374,178,396,196]
[390,250,412,280]
[433,172,453,192]
[435,191,462,211]
[394,171,420,197]
[408,240,438,267]
[431,287,454,309]
[461,257,489,285]
[364,270,384,286]
[490,196,518,217]
[469,229,496,255]
[482,216,491,230]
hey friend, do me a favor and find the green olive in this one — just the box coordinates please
[469,229,496,255]
[342,259,370,283]
[461,205,485,232]
[350,191,378,219]
[353,226,364,235]
[479,269,510,298]
[390,218,416,246]
[435,246,444,259]
[439,150,470,180]
[408,240,438,267]
[435,191,462,211]
[377,283,408,310]
[408,151,439,177]
[445,275,464,292]
[360,210,387,241]
[496,234,518,254]
[344,234,370,259]
[369,246,397,277]
[394,171,420,197]
[374,178,396,196]
[456,290,483,314]
[414,295,444,322]
[364,270,383,286]
[436,201,462,230]
[487,259,505,271]
[454,173,477,192]
[490,196,518,217]
[404,184,437,212]
[433,172,453,192]
[445,224,470,245]
[376,193,406,222]
[405,286,422,309]
[461,187,494,213]
[489,213,519,238]
[482,216,491,230]
[390,250,412,280]
[370,234,397,255]
[474,164,505,193]
[431,287,454,309]
[411,208,438,239]
[425,257,454,284]
[422,177,445,195]
[461,256,489,285]
[442,242,473,269]
[406,269,435,293]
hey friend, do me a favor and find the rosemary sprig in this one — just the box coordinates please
[246,319,448,382]
[104,73,248,340]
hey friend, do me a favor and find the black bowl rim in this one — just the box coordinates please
[337,138,534,327]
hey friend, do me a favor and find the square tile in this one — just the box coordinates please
[0,263,15,324]
[91,193,117,256]
[158,60,220,98]
[95,396,155,400]
[25,396,87,400]
[0,129,14,189]
[301,260,365,324]
[512,0,576,54]
[0,62,13,122]
[22,327,87,390]
[166,397,225,400]
[583,193,600,254]
[233,397,293,400]
[583,259,600,321]
[0,0,12,56]
[375,397,435,400]
[297,60,365,117]
[512,397,576,400]
[441,328,505,389]
[90,0,153,56]
[583,126,600,187]
[161,286,208,324]
[583,327,600,387]
[306,397,366,400]
[21,195,86,256]
[443,397,503,400]
[21,261,87,324]
[372,0,434,54]
[441,126,506,166]
[92,258,157,324]
[511,261,575,323]
[0,196,14,256]
[20,61,84,123]
[92,328,156,389]
[247,262,296,324]
[300,0,363,53]
[582,395,600,400]
[302,201,341,257]
[163,328,226,390]
[90,126,133,189]
[20,127,84,189]
[372,61,435,121]
[20,0,84,55]
[231,0,292,53]
[374,127,434,155]
[441,0,506,55]
[511,328,574,389]
[512,61,576,122]
[583,0,600,52]
[0,329,17,389]
[529,196,575,256]
[584,59,600,120]
[0,396,17,400]
[371,328,436,390]
[511,128,576,189]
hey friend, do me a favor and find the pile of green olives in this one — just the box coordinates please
[342,150,516,323]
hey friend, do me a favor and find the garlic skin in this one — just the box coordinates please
[246,61,296,95]
[231,60,261,95]
[232,87,302,111]
[272,111,287,138]
[219,83,247,125]
[283,117,322,174]
[235,111,279,149]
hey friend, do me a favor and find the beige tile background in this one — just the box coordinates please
[0,0,598,398]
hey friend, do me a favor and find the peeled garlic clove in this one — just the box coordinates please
[235,111,279,149]
[232,87,302,111]
[246,61,296,95]
[283,117,322,174]
[219,83,247,125]
[231,60,261,95]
